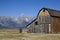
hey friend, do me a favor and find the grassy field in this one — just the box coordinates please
[0,32,60,40]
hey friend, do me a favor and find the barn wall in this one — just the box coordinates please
[51,17,60,33]
[38,9,51,33]
[27,9,51,33]
[27,19,41,33]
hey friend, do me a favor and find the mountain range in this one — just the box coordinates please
[0,14,35,29]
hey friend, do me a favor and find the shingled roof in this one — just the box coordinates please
[26,8,60,27]
[38,8,60,17]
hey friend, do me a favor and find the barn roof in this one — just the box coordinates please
[26,17,37,28]
[26,8,60,27]
[38,8,60,17]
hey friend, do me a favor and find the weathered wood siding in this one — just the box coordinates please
[27,19,41,33]
[39,9,51,33]
[27,9,51,33]
[51,17,60,33]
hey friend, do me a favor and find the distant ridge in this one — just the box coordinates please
[0,15,35,29]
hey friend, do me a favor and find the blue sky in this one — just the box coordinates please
[0,0,60,17]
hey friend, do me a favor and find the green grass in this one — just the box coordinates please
[0,32,60,40]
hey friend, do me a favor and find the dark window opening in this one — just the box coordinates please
[43,9,45,12]
[35,21,38,25]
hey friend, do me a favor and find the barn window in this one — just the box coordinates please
[43,9,45,12]
[35,21,38,25]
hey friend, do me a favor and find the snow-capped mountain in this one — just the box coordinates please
[17,14,35,27]
[0,16,20,29]
[0,14,35,29]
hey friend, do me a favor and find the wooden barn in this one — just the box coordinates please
[27,8,60,33]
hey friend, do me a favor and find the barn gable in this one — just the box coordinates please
[38,9,50,16]
[37,8,60,17]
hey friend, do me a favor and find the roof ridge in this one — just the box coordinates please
[41,7,60,12]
